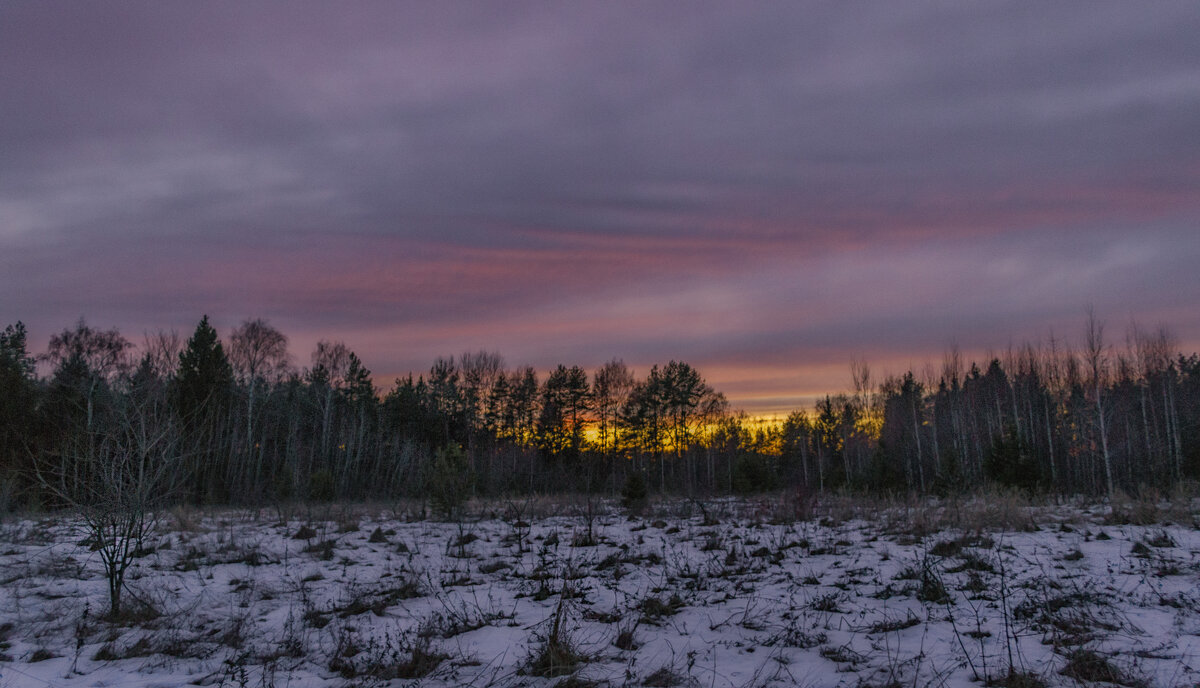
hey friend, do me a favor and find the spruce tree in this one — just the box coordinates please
[173,315,233,422]
[0,322,38,496]
[172,316,234,503]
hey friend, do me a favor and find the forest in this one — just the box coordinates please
[1,313,1198,513]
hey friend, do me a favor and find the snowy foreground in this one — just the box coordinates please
[1,497,1198,688]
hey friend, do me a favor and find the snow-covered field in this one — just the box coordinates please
[0,496,1198,687]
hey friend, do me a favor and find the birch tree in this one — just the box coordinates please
[1084,307,1114,496]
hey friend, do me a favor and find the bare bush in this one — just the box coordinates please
[35,393,183,618]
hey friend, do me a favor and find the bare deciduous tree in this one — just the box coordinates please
[460,350,505,459]
[142,329,182,381]
[311,340,352,459]
[593,359,634,458]
[35,390,182,618]
[44,319,133,380]
[42,320,133,431]
[229,319,291,385]
[229,319,291,455]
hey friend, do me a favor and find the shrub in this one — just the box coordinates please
[307,469,335,503]
[524,592,584,678]
[292,524,317,539]
[732,454,779,494]
[427,444,474,520]
[643,666,690,687]
[1059,649,1144,687]
[332,632,448,680]
[984,425,1042,492]
[272,470,293,502]
[639,594,685,624]
[620,472,647,513]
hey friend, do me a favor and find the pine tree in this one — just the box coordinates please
[538,364,591,461]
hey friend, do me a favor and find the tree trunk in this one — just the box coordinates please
[911,399,925,493]
[1096,385,1113,496]
[1044,403,1057,488]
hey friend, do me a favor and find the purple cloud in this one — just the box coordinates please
[3,2,1199,413]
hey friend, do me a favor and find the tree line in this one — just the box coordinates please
[1,312,1198,511]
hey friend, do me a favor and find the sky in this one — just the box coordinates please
[3,2,1199,416]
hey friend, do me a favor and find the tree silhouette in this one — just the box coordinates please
[172,316,233,502]
[0,322,38,505]
[173,316,233,421]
